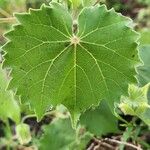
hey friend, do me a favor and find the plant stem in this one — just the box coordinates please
[21,110,67,123]
[5,120,12,139]
[93,0,101,6]
[5,119,12,150]
[0,17,16,24]
[0,8,11,18]
[104,138,142,150]
[21,114,37,123]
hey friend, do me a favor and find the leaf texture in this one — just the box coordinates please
[3,2,139,122]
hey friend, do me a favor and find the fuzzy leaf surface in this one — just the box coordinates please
[3,2,139,122]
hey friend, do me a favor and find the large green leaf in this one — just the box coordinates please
[0,65,20,123]
[80,100,119,136]
[38,118,91,150]
[2,2,139,123]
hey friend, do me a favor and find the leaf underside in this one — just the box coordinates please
[3,2,139,122]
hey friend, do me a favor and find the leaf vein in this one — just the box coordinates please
[80,41,135,62]
[80,21,124,39]
[40,44,71,101]
[79,44,109,93]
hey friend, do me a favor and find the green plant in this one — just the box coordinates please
[2,0,139,123]
[0,0,150,149]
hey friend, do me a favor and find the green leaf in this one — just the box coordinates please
[2,2,139,124]
[0,64,20,123]
[139,108,150,126]
[119,84,150,126]
[119,84,149,116]
[137,45,150,86]
[137,30,150,86]
[39,119,75,150]
[39,118,91,150]
[16,123,31,145]
[80,100,119,136]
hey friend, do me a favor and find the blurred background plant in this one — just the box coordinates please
[0,0,51,45]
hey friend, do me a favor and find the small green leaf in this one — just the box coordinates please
[16,123,31,145]
[39,118,91,150]
[119,84,150,126]
[3,2,139,124]
[80,100,119,136]
[0,64,20,123]
[39,118,76,150]
[119,84,149,115]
